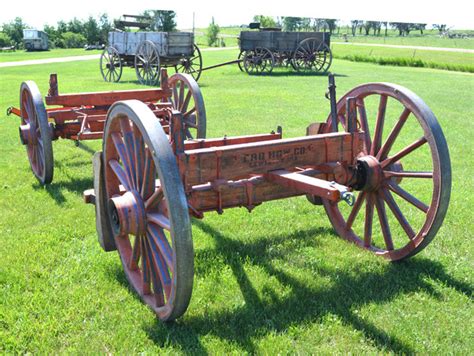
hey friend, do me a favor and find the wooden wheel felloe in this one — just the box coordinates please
[168,73,206,139]
[237,50,245,72]
[243,47,275,74]
[135,40,161,86]
[323,83,451,261]
[175,44,203,82]
[102,100,194,321]
[292,39,332,73]
[19,81,54,185]
[100,46,123,82]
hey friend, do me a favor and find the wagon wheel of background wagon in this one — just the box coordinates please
[167,73,206,139]
[102,100,194,321]
[292,39,332,73]
[237,50,245,72]
[243,47,275,74]
[19,81,54,185]
[322,83,451,261]
[135,40,161,86]
[100,46,123,82]
[175,44,203,82]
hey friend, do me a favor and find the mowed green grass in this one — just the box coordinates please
[0,50,473,353]
[0,48,95,63]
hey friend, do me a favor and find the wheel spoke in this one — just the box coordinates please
[181,90,192,113]
[140,236,152,295]
[147,224,174,272]
[111,132,135,186]
[147,212,171,231]
[388,182,429,213]
[143,236,166,305]
[377,108,410,160]
[178,81,185,109]
[381,188,416,239]
[364,193,374,247]
[133,125,145,192]
[109,159,132,192]
[371,95,387,156]
[356,98,371,153]
[172,85,179,108]
[130,235,141,270]
[141,148,156,199]
[374,194,394,250]
[146,232,172,301]
[145,187,164,210]
[120,119,137,189]
[184,107,196,119]
[346,191,366,230]
[381,137,427,169]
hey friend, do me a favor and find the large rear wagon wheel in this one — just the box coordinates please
[292,39,332,73]
[103,100,194,321]
[323,83,451,261]
[175,44,203,82]
[168,73,206,139]
[100,46,123,82]
[135,40,161,86]
[243,47,274,75]
[19,81,54,185]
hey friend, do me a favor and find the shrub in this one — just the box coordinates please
[0,32,13,47]
[61,31,86,48]
[207,18,220,47]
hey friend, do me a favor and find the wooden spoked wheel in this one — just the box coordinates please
[175,44,203,82]
[323,83,451,261]
[237,51,245,72]
[19,81,54,185]
[293,39,332,73]
[135,40,161,86]
[168,73,206,139]
[243,47,275,74]
[100,46,123,82]
[102,100,193,321]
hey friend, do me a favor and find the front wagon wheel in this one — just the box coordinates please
[103,100,194,321]
[323,83,451,261]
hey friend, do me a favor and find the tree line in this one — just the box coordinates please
[253,15,447,37]
[0,11,177,49]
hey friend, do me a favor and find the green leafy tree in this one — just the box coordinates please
[313,19,327,31]
[206,17,220,47]
[283,17,302,31]
[62,31,86,48]
[253,15,277,28]
[84,16,100,44]
[350,20,362,36]
[67,18,84,34]
[2,17,26,47]
[0,32,13,47]
[98,14,112,44]
[142,10,177,32]
[324,19,338,34]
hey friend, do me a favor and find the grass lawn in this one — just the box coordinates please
[0,49,473,353]
[0,48,98,63]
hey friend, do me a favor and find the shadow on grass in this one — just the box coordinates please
[33,176,93,205]
[244,71,348,78]
[136,220,472,354]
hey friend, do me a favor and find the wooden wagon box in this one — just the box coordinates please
[240,31,330,52]
[108,31,194,58]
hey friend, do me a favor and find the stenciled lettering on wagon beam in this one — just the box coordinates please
[241,146,307,168]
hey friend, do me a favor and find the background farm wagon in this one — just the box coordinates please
[238,29,332,74]
[100,31,202,85]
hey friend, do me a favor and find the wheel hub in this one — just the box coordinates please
[108,190,147,237]
[19,123,38,145]
[353,155,384,192]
